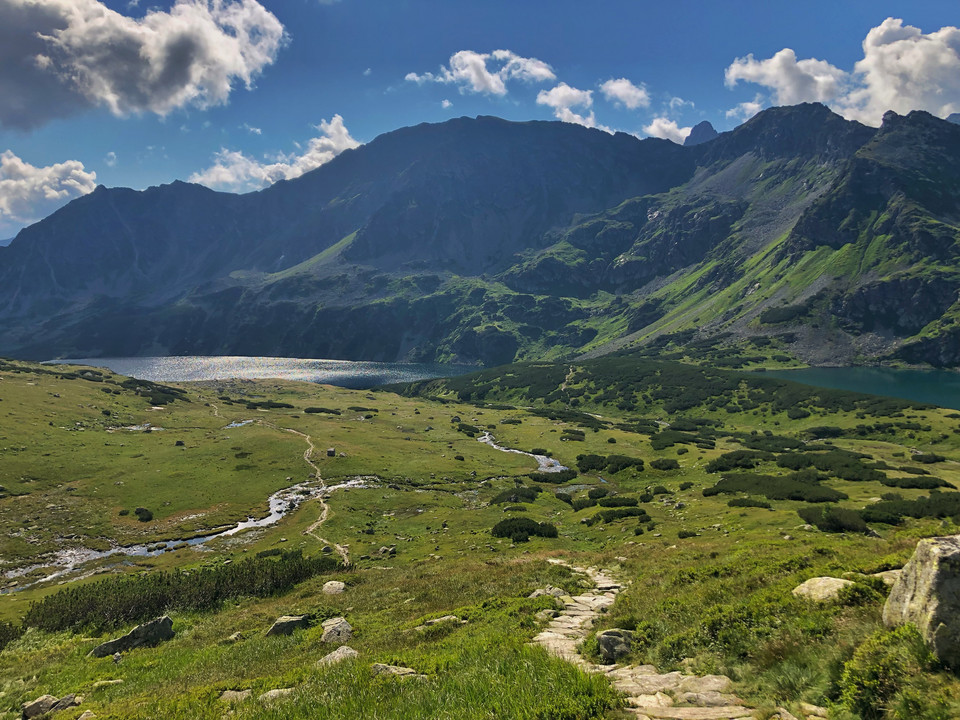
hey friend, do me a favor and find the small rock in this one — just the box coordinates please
[258,688,295,703]
[317,645,359,666]
[596,628,632,664]
[21,695,58,719]
[371,663,425,679]
[792,577,854,602]
[219,689,252,703]
[799,702,828,717]
[223,631,245,644]
[320,616,353,643]
[322,580,346,595]
[265,615,311,637]
[528,586,566,599]
[535,609,557,621]
[77,712,97,720]
[91,679,123,689]
[773,708,800,720]
[89,616,174,658]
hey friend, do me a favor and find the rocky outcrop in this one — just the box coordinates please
[21,694,81,718]
[265,615,311,637]
[792,577,853,601]
[684,121,719,147]
[89,616,174,657]
[883,535,960,666]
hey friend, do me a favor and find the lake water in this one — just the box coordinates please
[763,367,960,411]
[53,356,474,389]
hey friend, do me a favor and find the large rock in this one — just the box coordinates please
[265,615,311,637]
[597,628,633,664]
[89,616,174,658]
[21,695,58,719]
[322,580,346,595]
[321,617,353,643]
[318,645,359,666]
[791,577,853,601]
[371,663,426,679]
[883,535,960,666]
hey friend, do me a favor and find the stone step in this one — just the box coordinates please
[630,706,754,719]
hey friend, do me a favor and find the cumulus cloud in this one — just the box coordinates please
[725,18,960,125]
[0,0,285,130]
[599,77,650,109]
[104,150,117,167]
[0,149,97,237]
[405,49,555,95]
[189,114,360,192]
[726,94,764,122]
[536,82,610,131]
[642,117,691,144]
[441,99,452,109]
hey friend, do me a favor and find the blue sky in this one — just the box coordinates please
[1,0,959,238]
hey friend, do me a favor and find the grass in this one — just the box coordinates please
[3,358,960,718]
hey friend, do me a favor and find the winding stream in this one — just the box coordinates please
[477,432,570,473]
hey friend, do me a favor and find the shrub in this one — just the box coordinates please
[572,498,597,511]
[529,468,578,484]
[706,450,772,473]
[134,507,153,522]
[491,517,558,543]
[555,492,573,505]
[797,505,868,533]
[839,625,935,720]
[650,458,679,471]
[0,620,21,653]
[679,481,694,491]
[490,486,542,505]
[454,455,465,461]
[587,487,609,500]
[914,453,946,464]
[585,508,650,526]
[23,551,339,633]
[304,407,341,415]
[677,530,698,539]
[727,497,772,509]
[704,473,846,503]
[597,496,639,507]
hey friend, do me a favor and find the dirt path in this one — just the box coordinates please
[533,560,758,720]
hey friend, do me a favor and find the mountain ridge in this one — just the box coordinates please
[1,103,959,367]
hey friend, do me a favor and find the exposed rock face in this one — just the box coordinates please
[684,121,719,146]
[265,615,311,637]
[883,535,960,666]
[317,645,359,666]
[597,628,633,664]
[21,695,58,719]
[89,616,174,657]
[320,617,353,643]
[791,577,853,601]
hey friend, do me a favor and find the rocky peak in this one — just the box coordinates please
[683,121,718,146]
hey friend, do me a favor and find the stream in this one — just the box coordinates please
[2,478,368,593]
[477,432,570,473]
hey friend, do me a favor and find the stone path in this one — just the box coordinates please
[531,560,756,720]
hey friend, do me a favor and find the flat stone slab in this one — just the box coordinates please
[632,707,754,719]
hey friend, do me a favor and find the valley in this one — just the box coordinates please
[2,356,960,718]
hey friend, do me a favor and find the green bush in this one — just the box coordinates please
[304,407,341,415]
[798,505,868,533]
[597,496,639,507]
[134,507,153,522]
[651,458,680,471]
[587,487,609,500]
[727,497,772,509]
[490,486,542,505]
[839,625,935,720]
[491,517,558,543]
[585,508,650,526]
[529,468,578,483]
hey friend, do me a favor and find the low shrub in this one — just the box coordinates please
[650,458,680,471]
[587,487,609,500]
[304,407,341,415]
[597,496,638,507]
[727,497,772,509]
[585,508,650,526]
[797,505,868,533]
[491,517,558,543]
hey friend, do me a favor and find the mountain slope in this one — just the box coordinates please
[1,104,959,367]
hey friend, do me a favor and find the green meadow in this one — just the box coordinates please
[2,356,960,719]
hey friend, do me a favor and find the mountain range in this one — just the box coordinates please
[1,103,959,367]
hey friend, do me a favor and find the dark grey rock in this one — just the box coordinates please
[89,616,174,658]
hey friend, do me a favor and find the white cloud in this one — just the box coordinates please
[724,18,960,126]
[842,18,960,124]
[363,67,372,77]
[441,99,452,109]
[726,94,764,121]
[642,117,691,144]
[536,82,610,131]
[241,123,262,135]
[725,48,847,106]
[405,49,555,95]
[599,77,649,109]
[0,150,97,237]
[104,151,117,167]
[669,96,694,111]
[0,0,286,130]
[189,114,360,192]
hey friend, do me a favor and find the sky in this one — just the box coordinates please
[1,0,960,239]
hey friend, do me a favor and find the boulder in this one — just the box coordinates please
[322,580,346,595]
[528,586,566,599]
[883,535,960,666]
[597,628,633,664]
[21,695,58,719]
[321,617,353,643]
[77,713,97,720]
[265,615,311,637]
[317,645,359,666]
[89,616,174,657]
[791,577,853,601]
[50,695,81,712]
[872,568,902,587]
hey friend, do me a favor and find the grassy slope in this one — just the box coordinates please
[1,358,960,718]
